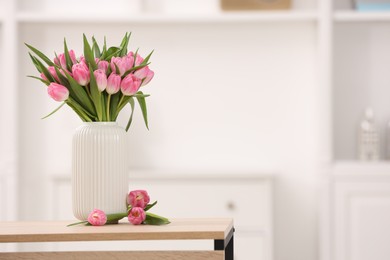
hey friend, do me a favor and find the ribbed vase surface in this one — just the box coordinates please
[72,122,128,221]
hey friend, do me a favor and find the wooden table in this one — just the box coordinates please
[0,218,234,260]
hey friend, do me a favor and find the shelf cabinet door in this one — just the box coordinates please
[332,177,390,260]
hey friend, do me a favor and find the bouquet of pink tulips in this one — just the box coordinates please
[26,33,153,130]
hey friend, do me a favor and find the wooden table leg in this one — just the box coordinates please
[214,227,234,260]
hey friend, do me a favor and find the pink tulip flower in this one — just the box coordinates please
[54,50,77,69]
[47,83,69,102]
[128,52,144,66]
[94,69,107,92]
[121,74,142,96]
[40,66,60,82]
[134,66,154,86]
[72,63,90,86]
[110,56,134,76]
[128,207,146,225]
[106,73,121,94]
[87,209,107,226]
[97,60,109,74]
[127,190,150,209]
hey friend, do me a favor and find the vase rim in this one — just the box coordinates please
[81,122,118,126]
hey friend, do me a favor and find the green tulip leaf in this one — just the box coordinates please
[41,102,66,119]
[25,43,56,67]
[143,212,170,225]
[109,92,121,120]
[119,32,131,57]
[83,34,97,70]
[92,36,101,58]
[141,50,154,66]
[67,220,88,227]
[28,53,43,73]
[136,91,149,130]
[144,201,157,211]
[88,66,103,121]
[34,57,56,83]
[63,38,74,71]
[27,75,50,86]
[125,97,135,131]
[63,70,96,117]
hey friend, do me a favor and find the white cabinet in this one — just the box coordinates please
[324,163,390,260]
[49,173,273,260]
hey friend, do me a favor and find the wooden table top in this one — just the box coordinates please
[0,218,233,243]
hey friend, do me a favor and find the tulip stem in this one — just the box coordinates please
[118,95,125,109]
[106,94,111,121]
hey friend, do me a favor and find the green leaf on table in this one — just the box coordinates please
[25,43,56,66]
[144,201,157,211]
[106,212,128,223]
[136,91,149,130]
[143,212,170,225]
[67,220,88,227]
[41,102,66,119]
[83,34,97,70]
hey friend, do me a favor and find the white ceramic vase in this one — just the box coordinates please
[72,122,128,221]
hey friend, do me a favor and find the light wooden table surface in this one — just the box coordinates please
[0,218,234,260]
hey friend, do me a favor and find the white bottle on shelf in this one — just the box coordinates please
[358,107,380,161]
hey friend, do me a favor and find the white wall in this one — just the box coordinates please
[10,1,322,260]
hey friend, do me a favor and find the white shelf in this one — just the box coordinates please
[16,11,318,24]
[334,11,390,22]
[332,161,390,176]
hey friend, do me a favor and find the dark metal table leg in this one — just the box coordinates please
[214,227,234,260]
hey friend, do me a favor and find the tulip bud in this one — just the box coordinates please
[110,56,134,76]
[41,66,60,82]
[121,74,142,96]
[54,53,67,69]
[97,60,109,74]
[94,69,107,92]
[47,83,69,102]
[128,207,146,225]
[87,209,107,226]
[127,190,150,209]
[54,50,77,69]
[106,73,121,94]
[72,63,90,86]
[134,66,154,86]
[127,52,144,66]
[69,50,77,64]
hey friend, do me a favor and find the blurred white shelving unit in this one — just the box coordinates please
[16,11,318,23]
[334,10,390,22]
